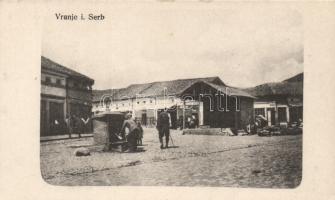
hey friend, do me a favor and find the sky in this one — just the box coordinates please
[42,5,303,90]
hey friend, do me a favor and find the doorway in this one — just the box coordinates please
[49,101,65,135]
[267,108,276,126]
[278,107,287,122]
[141,113,147,126]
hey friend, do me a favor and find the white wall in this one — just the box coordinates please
[254,101,290,124]
[41,85,66,97]
[92,95,184,114]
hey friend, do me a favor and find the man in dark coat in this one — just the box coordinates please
[156,108,170,149]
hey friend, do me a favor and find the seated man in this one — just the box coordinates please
[121,113,140,152]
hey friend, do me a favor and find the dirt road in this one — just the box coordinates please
[41,128,302,187]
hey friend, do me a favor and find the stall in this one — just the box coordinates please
[92,112,126,151]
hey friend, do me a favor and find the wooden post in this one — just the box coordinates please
[46,100,50,135]
[286,106,290,123]
[65,79,71,138]
[275,102,279,125]
[199,101,203,126]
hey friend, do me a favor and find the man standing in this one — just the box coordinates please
[81,114,90,134]
[156,108,170,149]
[136,121,143,146]
[73,114,83,138]
[65,114,73,138]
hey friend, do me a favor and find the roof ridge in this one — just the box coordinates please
[41,56,94,82]
[126,76,220,88]
[138,82,156,94]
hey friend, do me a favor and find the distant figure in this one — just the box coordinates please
[189,115,198,129]
[178,117,184,130]
[298,118,303,127]
[156,108,170,149]
[65,114,73,138]
[137,121,143,145]
[193,115,199,128]
[73,114,83,138]
[81,115,90,134]
[121,113,140,152]
[186,116,191,129]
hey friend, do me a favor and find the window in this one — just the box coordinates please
[45,76,51,83]
[137,101,140,104]
[278,107,287,122]
[150,100,153,103]
[236,97,240,111]
[255,108,265,117]
[56,79,62,85]
[143,101,146,104]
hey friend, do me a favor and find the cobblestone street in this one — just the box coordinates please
[41,128,302,188]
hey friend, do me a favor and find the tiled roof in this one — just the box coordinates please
[92,88,125,102]
[283,72,303,83]
[93,77,254,102]
[244,73,303,97]
[134,77,223,97]
[41,56,94,82]
[204,81,256,98]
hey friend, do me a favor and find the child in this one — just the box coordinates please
[137,121,143,145]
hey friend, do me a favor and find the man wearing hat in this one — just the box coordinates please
[156,108,170,149]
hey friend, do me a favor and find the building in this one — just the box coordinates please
[93,77,255,129]
[41,56,94,136]
[245,73,303,126]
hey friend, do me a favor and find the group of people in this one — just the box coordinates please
[65,109,193,151]
[119,108,172,152]
[65,114,90,138]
